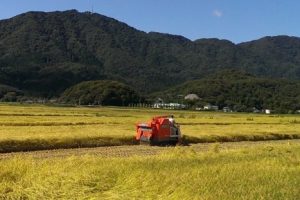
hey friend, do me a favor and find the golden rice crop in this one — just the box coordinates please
[1,103,300,152]
[0,142,299,199]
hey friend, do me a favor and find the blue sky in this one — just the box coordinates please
[0,0,299,43]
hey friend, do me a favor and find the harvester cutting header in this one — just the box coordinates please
[136,115,181,145]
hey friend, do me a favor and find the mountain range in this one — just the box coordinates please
[1,10,300,97]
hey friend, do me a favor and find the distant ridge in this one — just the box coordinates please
[0,10,300,97]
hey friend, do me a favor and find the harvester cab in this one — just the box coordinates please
[136,115,181,145]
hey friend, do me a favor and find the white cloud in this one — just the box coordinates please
[213,9,223,17]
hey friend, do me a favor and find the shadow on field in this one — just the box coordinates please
[182,134,300,144]
[0,136,138,153]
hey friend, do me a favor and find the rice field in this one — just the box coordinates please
[0,103,300,152]
[0,141,299,199]
[1,104,300,199]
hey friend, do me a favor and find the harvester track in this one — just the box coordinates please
[0,139,299,159]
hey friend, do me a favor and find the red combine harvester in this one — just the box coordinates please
[136,116,181,145]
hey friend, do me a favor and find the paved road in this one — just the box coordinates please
[0,139,299,159]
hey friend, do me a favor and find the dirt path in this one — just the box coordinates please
[0,139,299,159]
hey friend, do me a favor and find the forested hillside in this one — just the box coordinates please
[0,10,300,98]
[153,70,300,113]
[60,80,141,106]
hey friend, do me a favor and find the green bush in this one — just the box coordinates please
[60,80,141,106]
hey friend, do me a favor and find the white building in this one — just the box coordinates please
[204,104,219,111]
[223,107,232,112]
[153,103,185,109]
[265,109,271,114]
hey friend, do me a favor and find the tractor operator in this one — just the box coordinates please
[169,115,175,124]
[169,115,178,136]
